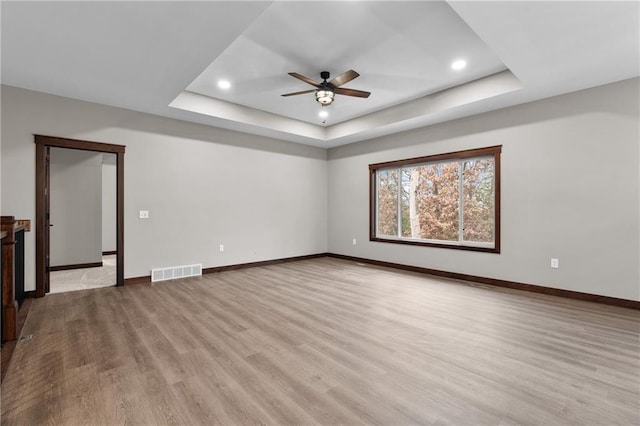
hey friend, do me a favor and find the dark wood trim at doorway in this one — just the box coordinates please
[35,135,126,297]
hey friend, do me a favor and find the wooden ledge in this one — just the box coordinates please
[1,217,30,233]
[16,219,30,232]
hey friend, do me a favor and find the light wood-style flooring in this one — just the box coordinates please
[2,257,639,425]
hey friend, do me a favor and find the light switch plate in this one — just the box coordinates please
[139,210,149,219]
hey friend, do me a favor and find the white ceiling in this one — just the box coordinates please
[1,1,638,148]
[187,1,507,126]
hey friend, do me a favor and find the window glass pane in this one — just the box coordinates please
[462,158,495,243]
[377,169,398,237]
[400,169,412,237]
[412,162,459,241]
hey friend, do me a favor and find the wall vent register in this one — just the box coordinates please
[151,264,202,282]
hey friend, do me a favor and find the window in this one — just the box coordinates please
[369,146,501,253]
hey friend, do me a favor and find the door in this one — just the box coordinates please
[44,146,51,294]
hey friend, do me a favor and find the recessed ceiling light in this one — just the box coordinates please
[319,110,329,118]
[217,80,231,89]
[451,60,467,71]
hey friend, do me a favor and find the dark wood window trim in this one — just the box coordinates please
[369,145,501,253]
[35,135,125,297]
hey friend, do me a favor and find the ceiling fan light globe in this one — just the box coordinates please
[316,89,335,105]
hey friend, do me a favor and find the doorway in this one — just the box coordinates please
[35,135,125,297]
[47,149,117,293]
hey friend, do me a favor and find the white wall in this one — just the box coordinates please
[1,85,328,289]
[328,78,640,301]
[49,147,103,266]
[102,156,117,253]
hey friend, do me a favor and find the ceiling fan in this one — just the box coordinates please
[281,70,370,106]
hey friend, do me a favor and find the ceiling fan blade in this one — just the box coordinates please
[334,87,371,98]
[288,72,321,88]
[329,70,359,87]
[281,89,316,97]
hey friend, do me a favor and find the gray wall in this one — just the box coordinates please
[49,147,103,266]
[1,79,638,302]
[0,87,2,216]
[102,156,117,253]
[1,85,328,289]
[328,78,639,301]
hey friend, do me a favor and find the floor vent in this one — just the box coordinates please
[151,264,202,282]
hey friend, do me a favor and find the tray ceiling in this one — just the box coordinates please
[1,1,638,148]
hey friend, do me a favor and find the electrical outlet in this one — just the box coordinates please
[139,210,149,219]
[551,258,559,269]
[352,238,357,245]
[219,244,224,252]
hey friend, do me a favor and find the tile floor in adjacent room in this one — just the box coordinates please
[49,255,116,294]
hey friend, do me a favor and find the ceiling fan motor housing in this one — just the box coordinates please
[281,69,370,106]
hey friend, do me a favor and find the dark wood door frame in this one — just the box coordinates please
[35,135,125,297]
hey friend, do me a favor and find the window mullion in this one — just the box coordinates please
[458,161,464,243]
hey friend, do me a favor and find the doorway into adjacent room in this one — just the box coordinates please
[47,149,117,293]
[35,135,125,297]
